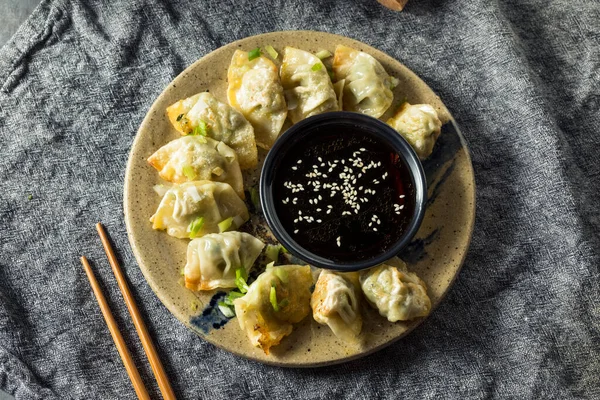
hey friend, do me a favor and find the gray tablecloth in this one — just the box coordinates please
[1,0,598,398]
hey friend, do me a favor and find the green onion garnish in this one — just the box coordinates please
[248,47,261,61]
[265,45,278,60]
[27,194,33,201]
[273,266,289,284]
[315,50,332,59]
[217,303,235,318]
[218,217,233,232]
[192,120,208,136]
[235,268,249,293]
[180,267,185,276]
[188,216,204,238]
[265,244,280,262]
[249,186,260,212]
[311,63,323,71]
[270,285,279,311]
[176,113,184,121]
[223,290,244,305]
[280,246,289,254]
[182,165,196,180]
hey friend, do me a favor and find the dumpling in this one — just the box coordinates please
[387,102,442,159]
[359,260,431,322]
[280,47,339,123]
[234,264,313,354]
[227,50,287,149]
[311,270,362,343]
[332,45,393,118]
[166,92,258,169]
[184,232,265,291]
[147,136,244,198]
[150,181,249,239]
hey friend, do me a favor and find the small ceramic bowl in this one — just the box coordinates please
[260,112,427,271]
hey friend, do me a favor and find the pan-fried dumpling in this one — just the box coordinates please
[332,45,393,118]
[234,264,312,354]
[166,92,258,169]
[147,136,244,198]
[280,47,338,123]
[359,260,431,322]
[387,102,442,159]
[150,181,249,239]
[184,232,265,291]
[227,50,287,149]
[311,270,362,343]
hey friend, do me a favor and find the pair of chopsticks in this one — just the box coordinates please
[81,223,176,400]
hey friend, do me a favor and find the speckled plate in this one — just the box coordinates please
[124,31,475,367]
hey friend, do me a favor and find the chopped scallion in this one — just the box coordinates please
[389,76,400,89]
[311,63,323,71]
[192,120,208,136]
[182,165,196,180]
[235,268,249,293]
[218,217,233,232]
[218,303,235,318]
[265,244,280,262]
[315,49,332,59]
[248,47,261,61]
[273,266,289,284]
[224,290,244,305]
[280,246,289,254]
[250,186,260,212]
[270,285,279,311]
[265,45,278,60]
[188,216,205,238]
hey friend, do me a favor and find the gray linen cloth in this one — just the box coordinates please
[1,0,599,398]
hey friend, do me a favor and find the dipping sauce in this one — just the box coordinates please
[272,127,415,263]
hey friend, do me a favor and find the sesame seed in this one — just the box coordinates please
[318,157,323,162]
[294,229,299,233]
[360,148,366,151]
[318,195,322,200]
[399,205,404,209]
[373,228,378,232]
[294,219,298,223]
[327,210,331,214]
[317,219,322,223]
[298,210,302,215]
[399,195,405,198]
[292,166,297,170]
[377,220,381,225]
[297,160,302,164]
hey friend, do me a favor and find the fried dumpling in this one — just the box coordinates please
[387,102,442,159]
[150,181,249,239]
[332,45,393,118]
[311,270,362,343]
[359,260,431,322]
[147,136,244,198]
[280,47,338,123]
[227,50,287,149]
[234,264,313,354]
[184,232,265,291]
[166,92,258,169]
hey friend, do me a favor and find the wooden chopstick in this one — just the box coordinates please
[96,223,177,400]
[80,256,151,400]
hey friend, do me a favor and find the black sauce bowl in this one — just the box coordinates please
[260,112,427,271]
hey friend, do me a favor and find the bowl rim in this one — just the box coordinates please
[260,111,428,271]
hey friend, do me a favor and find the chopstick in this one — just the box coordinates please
[80,256,151,400]
[96,223,177,400]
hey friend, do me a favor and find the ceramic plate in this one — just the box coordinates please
[124,31,475,367]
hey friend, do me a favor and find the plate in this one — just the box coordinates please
[124,31,475,367]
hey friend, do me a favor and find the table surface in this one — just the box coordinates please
[0,1,37,397]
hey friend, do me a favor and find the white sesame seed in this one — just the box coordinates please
[399,195,405,198]
[377,220,381,225]
[318,195,322,200]
[327,210,331,214]
[341,160,345,164]
[317,219,322,223]
[400,205,404,209]
[293,198,298,204]
[360,148,366,151]
[321,163,325,167]
[294,219,298,223]
[297,160,302,164]
[294,229,299,233]
[318,157,323,162]
[374,180,379,184]
[298,210,302,215]
[309,199,313,204]
[373,228,378,232]
[292,166,297,170]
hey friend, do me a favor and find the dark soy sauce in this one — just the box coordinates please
[273,125,415,263]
